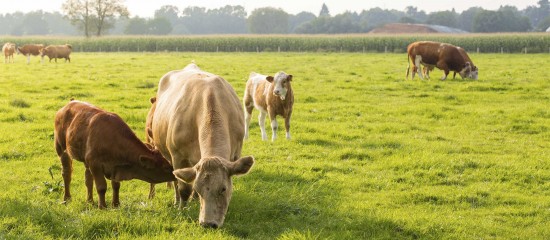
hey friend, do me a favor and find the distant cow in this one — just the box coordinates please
[2,42,16,63]
[152,62,254,228]
[422,46,474,80]
[17,44,44,64]
[40,44,72,63]
[243,71,294,141]
[406,41,478,80]
[54,100,175,209]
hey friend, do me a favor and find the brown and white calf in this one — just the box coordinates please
[54,100,175,209]
[2,42,16,63]
[17,44,44,64]
[40,44,72,63]
[153,62,254,228]
[243,71,294,141]
[406,41,478,80]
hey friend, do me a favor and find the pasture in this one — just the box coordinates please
[0,52,548,239]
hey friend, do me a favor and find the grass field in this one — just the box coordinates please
[0,52,549,239]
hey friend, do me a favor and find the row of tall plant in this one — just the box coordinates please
[2,34,550,53]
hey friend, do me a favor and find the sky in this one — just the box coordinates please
[0,0,540,17]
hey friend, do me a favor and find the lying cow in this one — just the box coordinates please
[243,71,294,141]
[152,62,254,228]
[406,41,478,80]
[3,42,16,63]
[40,44,72,63]
[54,100,175,209]
[17,44,44,64]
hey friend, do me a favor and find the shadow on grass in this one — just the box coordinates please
[224,169,424,239]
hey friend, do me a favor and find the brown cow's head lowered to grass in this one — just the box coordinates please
[173,156,254,228]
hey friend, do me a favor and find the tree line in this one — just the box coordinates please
[0,1,549,37]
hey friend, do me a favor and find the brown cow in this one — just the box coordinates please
[17,44,44,64]
[406,41,478,80]
[3,42,16,63]
[152,62,254,228]
[422,46,475,80]
[54,100,175,209]
[243,71,294,141]
[40,44,72,63]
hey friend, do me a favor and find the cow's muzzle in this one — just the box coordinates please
[200,222,219,229]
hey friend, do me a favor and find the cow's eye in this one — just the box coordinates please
[220,187,226,195]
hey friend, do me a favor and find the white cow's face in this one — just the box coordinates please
[173,156,254,229]
[267,72,293,100]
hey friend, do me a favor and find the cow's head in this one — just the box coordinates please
[459,62,479,80]
[267,71,293,100]
[137,149,175,183]
[16,47,21,55]
[173,156,254,228]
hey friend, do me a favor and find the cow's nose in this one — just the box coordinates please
[200,222,219,229]
[274,90,280,95]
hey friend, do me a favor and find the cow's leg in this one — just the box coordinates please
[414,55,424,80]
[436,62,449,80]
[269,110,278,141]
[284,113,292,140]
[149,183,156,199]
[243,94,254,140]
[90,165,108,209]
[258,110,268,141]
[111,181,120,207]
[26,54,30,64]
[59,151,73,202]
[453,71,457,79]
[85,168,94,203]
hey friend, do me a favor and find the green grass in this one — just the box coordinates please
[0,52,549,239]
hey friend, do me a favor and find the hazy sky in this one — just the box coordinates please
[0,0,539,17]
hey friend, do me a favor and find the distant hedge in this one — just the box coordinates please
[2,34,550,53]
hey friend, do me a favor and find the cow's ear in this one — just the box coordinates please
[266,76,274,83]
[139,155,156,169]
[173,168,196,183]
[150,97,156,104]
[287,75,293,81]
[230,156,255,176]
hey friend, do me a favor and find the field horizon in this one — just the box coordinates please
[0,52,549,239]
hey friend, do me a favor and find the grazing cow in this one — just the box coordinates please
[243,71,294,141]
[54,100,175,209]
[406,41,478,80]
[422,47,475,80]
[152,62,254,228]
[40,44,72,63]
[17,44,44,64]
[3,42,16,63]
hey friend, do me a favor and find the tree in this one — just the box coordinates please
[62,0,129,37]
[248,7,289,34]
[319,3,330,17]
[92,0,129,36]
[21,11,50,35]
[426,10,459,28]
[148,17,172,35]
[62,0,93,37]
[289,11,316,33]
[155,5,180,26]
[124,17,147,34]
[459,7,483,32]
[473,8,531,32]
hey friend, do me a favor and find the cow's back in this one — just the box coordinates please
[153,70,244,168]
[408,41,444,65]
